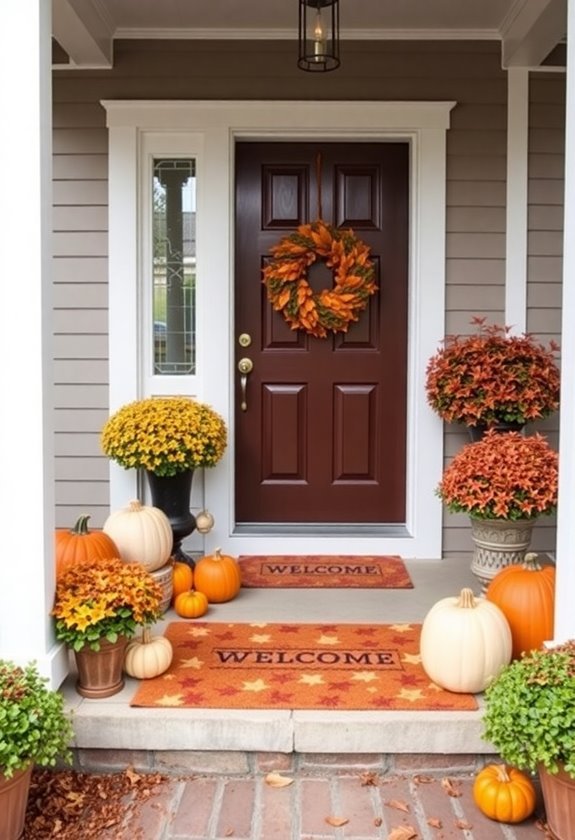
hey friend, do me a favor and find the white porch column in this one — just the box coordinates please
[0,2,68,684]
[554,0,575,642]
[505,68,529,333]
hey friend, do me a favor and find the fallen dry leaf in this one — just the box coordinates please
[413,774,433,784]
[126,767,141,785]
[325,816,349,827]
[359,770,381,786]
[455,818,472,830]
[384,799,410,813]
[374,817,383,827]
[224,829,235,837]
[387,826,418,840]
[22,768,169,840]
[264,771,294,788]
[427,817,442,829]
[441,776,462,797]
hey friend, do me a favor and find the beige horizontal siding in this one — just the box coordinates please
[445,259,504,285]
[53,359,108,383]
[53,257,108,284]
[53,284,108,308]
[55,433,102,456]
[54,408,109,433]
[53,206,108,231]
[446,180,506,206]
[527,255,563,282]
[53,310,108,333]
[53,181,108,205]
[50,41,562,554]
[53,334,108,359]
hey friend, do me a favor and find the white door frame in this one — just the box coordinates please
[104,100,455,558]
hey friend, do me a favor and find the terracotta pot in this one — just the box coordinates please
[539,763,575,840]
[0,763,33,840]
[74,636,128,698]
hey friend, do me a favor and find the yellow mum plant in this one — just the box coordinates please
[100,396,227,477]
[52,558,164,651]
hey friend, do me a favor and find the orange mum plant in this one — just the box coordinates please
[437,430,558,521]
[425,318,560,428]
[52,558,164,652]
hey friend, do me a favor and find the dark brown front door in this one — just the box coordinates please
[234,142,408,525]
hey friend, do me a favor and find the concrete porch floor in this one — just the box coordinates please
[62,556,500,766]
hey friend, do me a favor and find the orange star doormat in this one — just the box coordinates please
[238,555,413,589]
[130,622,478,711]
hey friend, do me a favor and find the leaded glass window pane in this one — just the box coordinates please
[153,159,196,375]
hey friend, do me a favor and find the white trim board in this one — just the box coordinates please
[103,100,455,559]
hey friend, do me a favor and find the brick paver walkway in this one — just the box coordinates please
[97,767,547,840]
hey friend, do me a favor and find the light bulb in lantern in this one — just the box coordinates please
[313,8,326,59]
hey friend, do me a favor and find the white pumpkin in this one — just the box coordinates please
[195,509,215,534]
[124,627,173,679]
[103,499,172,571]
[420,588,512,693]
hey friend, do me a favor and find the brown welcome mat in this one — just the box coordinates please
[238,555,413,589]
[130,622,477,711]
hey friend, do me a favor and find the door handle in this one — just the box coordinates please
[238,357,254,411]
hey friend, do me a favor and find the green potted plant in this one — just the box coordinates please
[0,659,73,840]
[100,396,227,565]
[52,557,164,698]
[482,641,575,840]
[425,317,560,435]
[437,430,558,590]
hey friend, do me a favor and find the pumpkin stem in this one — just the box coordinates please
[142,626,152,645]
[523,551,542,572]
[128,500,144,512]
[456,588,478,609]
[495,764,511,783]
[214,547,222,559]
[71,514,91,535]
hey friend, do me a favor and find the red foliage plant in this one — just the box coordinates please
[425,317,560,427]
[437,430,558,520]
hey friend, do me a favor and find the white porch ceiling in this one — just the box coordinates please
[52,0,567,68]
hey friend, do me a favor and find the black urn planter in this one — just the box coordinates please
[146,469,197,568]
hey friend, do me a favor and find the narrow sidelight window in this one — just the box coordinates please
[152,159,196,375]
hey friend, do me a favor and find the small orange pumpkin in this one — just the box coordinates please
[486,552,555,659]
[55,514,119,580]
[473,764,536,823]
[193,548,242,603]
[174,589,209,619]
[172,561,194,603]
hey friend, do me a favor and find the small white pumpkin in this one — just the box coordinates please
[420,588,512,693]
[195,510,215,534]
[103,499,172,571]
[124,627,173,679]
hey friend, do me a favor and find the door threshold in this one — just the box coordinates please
[233,523,410,537]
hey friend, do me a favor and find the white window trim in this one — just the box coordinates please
[103,100,454,558]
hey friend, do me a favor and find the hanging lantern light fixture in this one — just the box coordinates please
[298,0,340,73]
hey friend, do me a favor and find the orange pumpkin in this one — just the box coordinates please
[193,548,242,603]
[473,764,536,823]
[174,589,209,619]
[486,552,555,659]
[55,514,119,580]
[172,561,194,603]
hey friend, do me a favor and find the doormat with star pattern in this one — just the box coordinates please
[238,555,413,589]
[129,622,478,710]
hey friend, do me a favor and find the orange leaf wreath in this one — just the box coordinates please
[262,220,377,338]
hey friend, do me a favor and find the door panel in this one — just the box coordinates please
[235,142,409,524]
